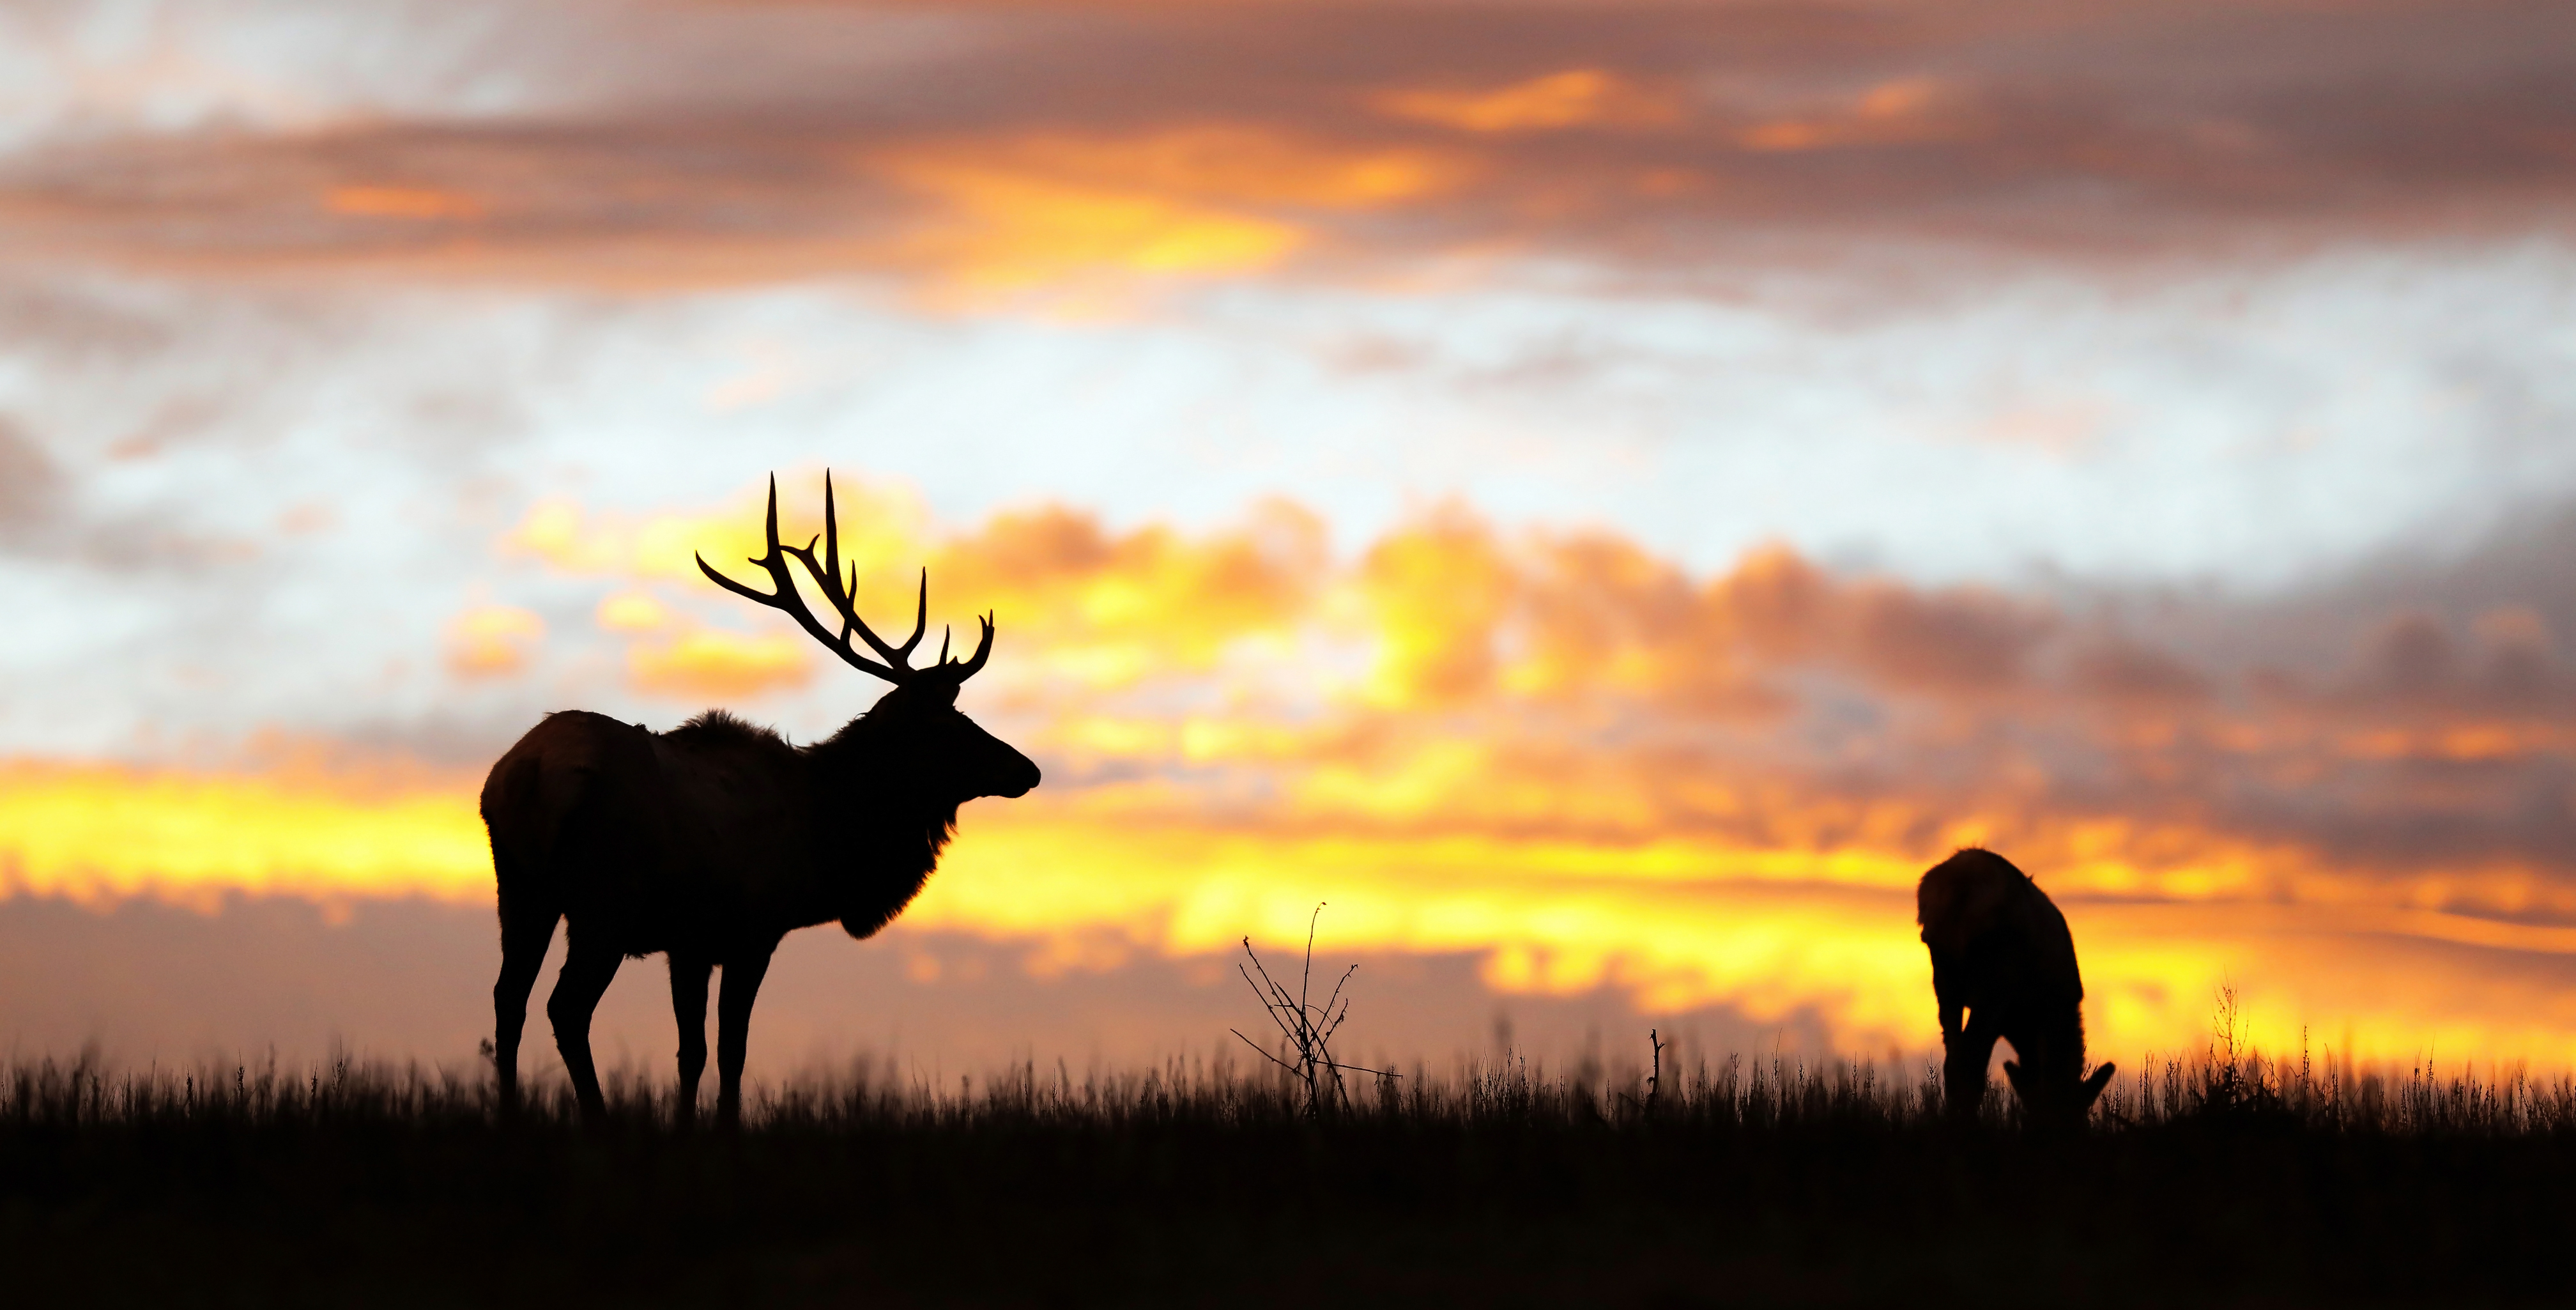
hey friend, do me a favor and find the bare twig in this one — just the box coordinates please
[1234,906,1399,1118]
[1646,1028,1665,1116]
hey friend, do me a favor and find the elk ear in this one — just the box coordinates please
[2001,1058,2028,1097]
[2081,1063,2117,1111]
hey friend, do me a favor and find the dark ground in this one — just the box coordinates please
[4,1058,2570,1308]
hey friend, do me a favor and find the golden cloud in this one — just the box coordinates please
[0,759,488,907]
[16,478,2576,1063]
[627,628,813,700]
[1375,70,1678,134]
[442,604,542,677]
[889,164,1303,291]
[509,477,926,586]
[1736,78,1983,153]
[6,5,2573,291]
[325,185,489,221]
[875,127,1464,296]
[595,590,671,633]
[12,750,2576,1062]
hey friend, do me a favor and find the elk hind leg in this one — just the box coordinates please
[546,937,625,1122]
[714,948,775,1129]
[491,904,559,1110]
[669,955,711,1125]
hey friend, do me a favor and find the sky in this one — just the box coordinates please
[4,0,2576,1083]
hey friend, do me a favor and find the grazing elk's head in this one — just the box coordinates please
[696,472,1041,806]
[2003,1049,2117,1130]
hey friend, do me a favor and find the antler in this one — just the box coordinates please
[694,472,997,686]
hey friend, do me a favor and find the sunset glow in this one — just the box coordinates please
[4,0,2575,1075]
[16,473,2576,1065]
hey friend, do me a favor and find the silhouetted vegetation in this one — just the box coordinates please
[4,1033,2572,1307]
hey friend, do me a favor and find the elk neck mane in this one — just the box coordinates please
[669,707,960,930]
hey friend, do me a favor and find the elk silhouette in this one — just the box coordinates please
[1917,847,2114,1127]
[480,474,1040,1125]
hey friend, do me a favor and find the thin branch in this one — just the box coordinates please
[1228,1030,1307,1078]
[1239,961,1301,1046]
[1300,903,1323,1033]
[1315,1058,1402,1079]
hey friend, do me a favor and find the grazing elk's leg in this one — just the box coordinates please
[491,907,558,1109]
[669,955,712,1124]
[1944,1010,2002,1126]
[1927,946,1963,1047]
[713,947,776,1127]
[546,939,625,1121]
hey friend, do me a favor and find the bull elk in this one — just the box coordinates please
[1917,847,2115,1128]
[481,474,1040,1124]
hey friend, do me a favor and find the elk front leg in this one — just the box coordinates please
[1943,1009,2001,1127]
[714,947,775,1128]
[669,955,712,1125]
[546,940,624,1123]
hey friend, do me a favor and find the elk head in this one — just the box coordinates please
[2003,1053,2117,1130]
[695,472,1041,805]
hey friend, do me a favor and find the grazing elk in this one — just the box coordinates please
[481,474,1040,1125]
[1917,847,2115,1128]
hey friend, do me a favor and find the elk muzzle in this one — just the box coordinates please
[988,748,1041,799]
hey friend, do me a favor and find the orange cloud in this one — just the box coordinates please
[0,759,487,907]
[888,164,1302,293]
[877,128,1463,296]
[20,479,2576,1063]
[6,5,2573,289]
[510,478,1328,691]
[1736,78,1980,153]
[13,749,2576,1062]
[1359,506,1517,705]
[595,590,671,633]
[926,127,1462,210]
[930,498,1330,686]
[442,604,542,677]
[626,628,813,700]
[325,185,488,221]
[509,477,926,585]
[1376,70,1676,134]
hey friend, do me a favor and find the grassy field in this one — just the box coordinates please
[4,1036,2572,1309]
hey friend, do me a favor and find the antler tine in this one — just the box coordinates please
[953,611,995,679]
[696,474,906,684]
[820,470,843,619]
[779,473,923,675]
[857,567,928,665]
[900,569,928,659]
[815,472,868,654]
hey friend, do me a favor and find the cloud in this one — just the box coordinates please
[1735,78,1975,153]
[323,184,488,221]
[6,1,2576,1069]
[509,477,925,584]
[441,603,542,677]
[0,415,62,544]
[3,1,2569,292]
[627,628,813,700]
[511,475,1329,691]
[595,590,671,633]
[18,476,2576,1060]
[477,475,2576,908]
[1373,69,1676,134]
[0,757,489,907]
